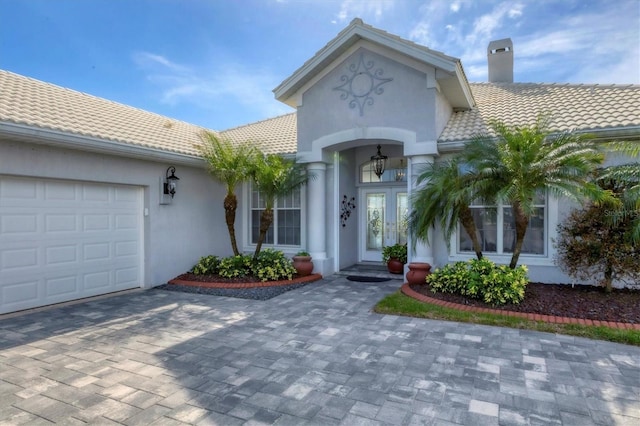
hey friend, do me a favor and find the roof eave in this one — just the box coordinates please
[273,19,463,105]
[0,121,206,167]
[438,126,640,153]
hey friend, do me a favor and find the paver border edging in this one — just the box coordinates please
[168,273,323,289]
[400,283,640,330]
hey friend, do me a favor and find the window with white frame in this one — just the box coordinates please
[250,185,301,246]
[458,191,546,255]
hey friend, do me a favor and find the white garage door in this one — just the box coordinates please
[0,176,143,314]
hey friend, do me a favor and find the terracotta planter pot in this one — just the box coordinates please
[406,262,431,285]
[387,258,404,274]
[292,256,314,276]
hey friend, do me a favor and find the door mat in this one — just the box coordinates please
[346,276,391,283]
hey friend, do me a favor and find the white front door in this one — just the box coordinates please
[360,187,408,262]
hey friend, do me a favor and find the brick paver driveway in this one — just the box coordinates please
[1,275,639,425]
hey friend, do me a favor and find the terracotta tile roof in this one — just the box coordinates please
[439,83,640,142]
[0,69,209,157]
[1,70,637,160]
[220,113,297,154]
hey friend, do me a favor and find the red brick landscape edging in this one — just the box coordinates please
[168,273,323,289]
[400,283,640,331]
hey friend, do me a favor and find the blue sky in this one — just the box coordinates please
[1,0,638,131]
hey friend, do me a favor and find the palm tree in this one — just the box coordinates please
[198,131,257,255]
[250,154,309,258]
[464,114,608,269]
[409,158,484,260]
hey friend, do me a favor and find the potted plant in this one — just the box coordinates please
[406,262,431,285]
[292,250,313,276]
[382,243,407,274]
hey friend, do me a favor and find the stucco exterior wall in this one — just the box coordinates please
[427,148,639,286]
[338,149,358,269]
[297,48,438,154]
[0,139,230,287]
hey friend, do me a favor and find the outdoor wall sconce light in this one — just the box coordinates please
[164,166,180,198]
[160,166,180,205]
[371,144,388,179]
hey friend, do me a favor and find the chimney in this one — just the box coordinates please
[487,38,513,83]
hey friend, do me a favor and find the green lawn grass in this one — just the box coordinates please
[374,291,640,346]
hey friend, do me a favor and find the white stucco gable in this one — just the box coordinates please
[273,18,475,111]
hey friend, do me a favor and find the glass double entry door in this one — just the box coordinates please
[360,188,408,262]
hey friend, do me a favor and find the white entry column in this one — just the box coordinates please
[409,155,435,265]
[306,162,328,273]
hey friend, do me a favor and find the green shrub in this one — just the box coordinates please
[218,254,253,278]
[427,258,528,305]
[251,249,296,282]
[382,243,408,264]
[191,255,220,275]
[207,250,295,282]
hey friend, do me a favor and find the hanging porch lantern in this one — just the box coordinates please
[370,144,388,179]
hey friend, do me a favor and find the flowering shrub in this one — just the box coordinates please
[427,258,528,305]
[193,250,295,282]
[191,255,220,275]
[218,254,254,278]
[250,249,296,282]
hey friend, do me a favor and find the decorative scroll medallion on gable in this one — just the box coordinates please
[333,54,393,116]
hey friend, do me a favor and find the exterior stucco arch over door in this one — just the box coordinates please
[297,127,435,275]
[296,127,420,164]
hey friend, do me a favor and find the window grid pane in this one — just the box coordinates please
[250,184,300,247]
[251,210,273,245]
[277,209,301,245]
[503,207,545,254]
[458,196,546,256]
[459,208,498,252]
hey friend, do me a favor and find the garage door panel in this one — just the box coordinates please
[116,267,139,287]
[1,247,38,270]
[45,245,78,265]
[45,275,78,297]
[82,185,110,202]
[84,271,111,290]
[115,240,139,257]
[45,214,77,232]
[1,214,38,234]
[0,176,143,314]
[84,243,111,261]
[115,214,138,230]
[83,214,110,231]
[0,177,37,199]
[2,280,38,306]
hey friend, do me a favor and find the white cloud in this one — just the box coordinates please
[409,21,432,46]
[514,6,639,84]
[408,1,452,47]
[468,2,524,43]
[450,1,461,13]
[133,51,291,123]
[333,0,395,24]
[132,52,190,74]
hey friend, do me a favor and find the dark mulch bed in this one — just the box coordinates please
[155,273,314,300]
[409,282,640,324]
[170,273,263,283]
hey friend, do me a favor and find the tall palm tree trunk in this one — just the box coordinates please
[224,193,240,256]
[510,202,529,269]
[254,208,274,258]
[460,205,483,260]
